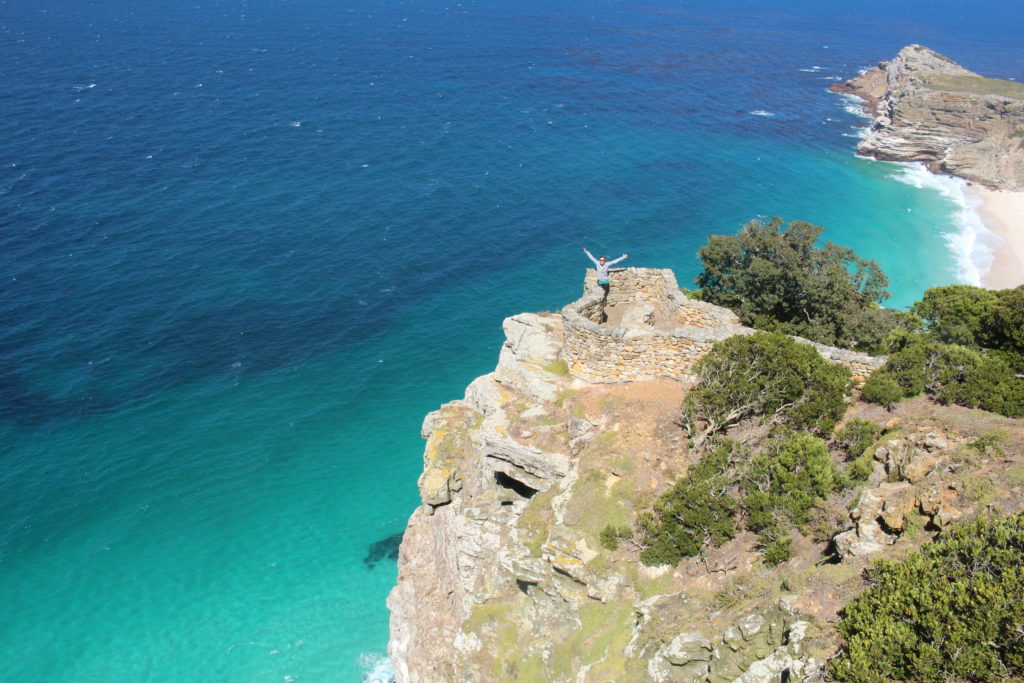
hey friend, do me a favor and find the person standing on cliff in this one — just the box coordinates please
[582,248,628,301]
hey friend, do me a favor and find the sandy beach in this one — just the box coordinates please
[970,186,1024,290]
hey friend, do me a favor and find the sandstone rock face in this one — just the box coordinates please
[387,301,830,681]
[833,44,1024,190]
[833,430,967,560]
[386,272,1016,682]
[388,313,579,682]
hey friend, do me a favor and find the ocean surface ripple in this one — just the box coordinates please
[1,0,1021,679]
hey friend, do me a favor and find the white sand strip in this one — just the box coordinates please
[969,186,1024,290]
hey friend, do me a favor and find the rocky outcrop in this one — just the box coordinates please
[833,430,970,560]
[387,299,834,681]
[832,44,1024,190]
[387,274,1023,682]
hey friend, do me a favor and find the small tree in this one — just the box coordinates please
[861,341,1024,418]
[912,284,1024,371]
[695,217,894,349]
[911,284,1000,348]
[682,332,849,449]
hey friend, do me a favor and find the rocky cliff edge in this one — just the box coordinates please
[832,44,1024,190]
[387,299,1024,681]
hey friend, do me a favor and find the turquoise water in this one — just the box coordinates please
[2,0,1022,680]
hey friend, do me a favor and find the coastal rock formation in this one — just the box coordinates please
[386,271,1024,681]
[832,44,1024,190]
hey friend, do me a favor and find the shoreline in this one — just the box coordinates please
[968,186,1024,290]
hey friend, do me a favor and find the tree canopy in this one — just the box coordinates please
[695,217,896,350]
[912,284,1024,371]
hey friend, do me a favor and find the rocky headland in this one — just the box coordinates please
[386,270,1024,681]
[831,44,1024,191]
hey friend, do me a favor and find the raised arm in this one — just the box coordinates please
[582,247,600,266]
[607,253,628,266]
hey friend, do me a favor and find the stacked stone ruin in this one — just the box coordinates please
[561,268,885,384]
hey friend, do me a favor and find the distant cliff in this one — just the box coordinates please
[832,44,1024,191]
[386,271,1024,681]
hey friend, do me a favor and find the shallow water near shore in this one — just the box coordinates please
[2,0,1022,680]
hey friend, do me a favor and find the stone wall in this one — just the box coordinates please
[561,268,886,384]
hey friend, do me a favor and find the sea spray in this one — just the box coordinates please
[360,652,395,683]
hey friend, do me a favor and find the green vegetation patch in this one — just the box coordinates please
[682,331,850,446]
[863,284,1024,416]
[832,419,883,485]
[565,469,633,551]
[550,600,636,679]
[829,513,1024,682]
[543,359,571,377]
[922,73,1024,101]
[517,486,559,558]
[639,432,840,567]
[862,341,1024,417]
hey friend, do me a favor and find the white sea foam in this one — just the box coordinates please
[837,93,871,120]
[360,652,394,682]
[749,110,774,117]
[887,163,1001,285]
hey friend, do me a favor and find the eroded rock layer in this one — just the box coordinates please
[832,44,1024,190]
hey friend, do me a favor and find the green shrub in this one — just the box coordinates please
[845,453,876,484]
[743,432,836,531]
[682,332,849,447]
[599,524,632,551]
[639,441,741,566]
[759,532,792,567]
[912,284,1000,348]
[640,433,837,567]
[830,419,883,486]
[833,419,881,460]
[829,513,1024,682]
[912,284,1024,371]
[861,341,1024,418]
[859,373,904,409]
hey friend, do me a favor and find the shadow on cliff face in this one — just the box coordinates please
[364,532,404,569]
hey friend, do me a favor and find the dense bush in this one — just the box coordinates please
[858,374,903,409]
[694,217,897,350]
[742,432,836,564]
[681,332,849,447]
[638,441,740,566]
[639,433,838,567]
[861,341,1024,417]
[743,432,835,531]
[832,419,882,461]
[599,525,631,551]
[829,513,1024,682]
[913,284,1024,371]
[912,284,1000,347]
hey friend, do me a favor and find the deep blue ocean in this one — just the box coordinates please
[2,0,1022,680]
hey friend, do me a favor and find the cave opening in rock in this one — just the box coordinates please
[493,470,539,499]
